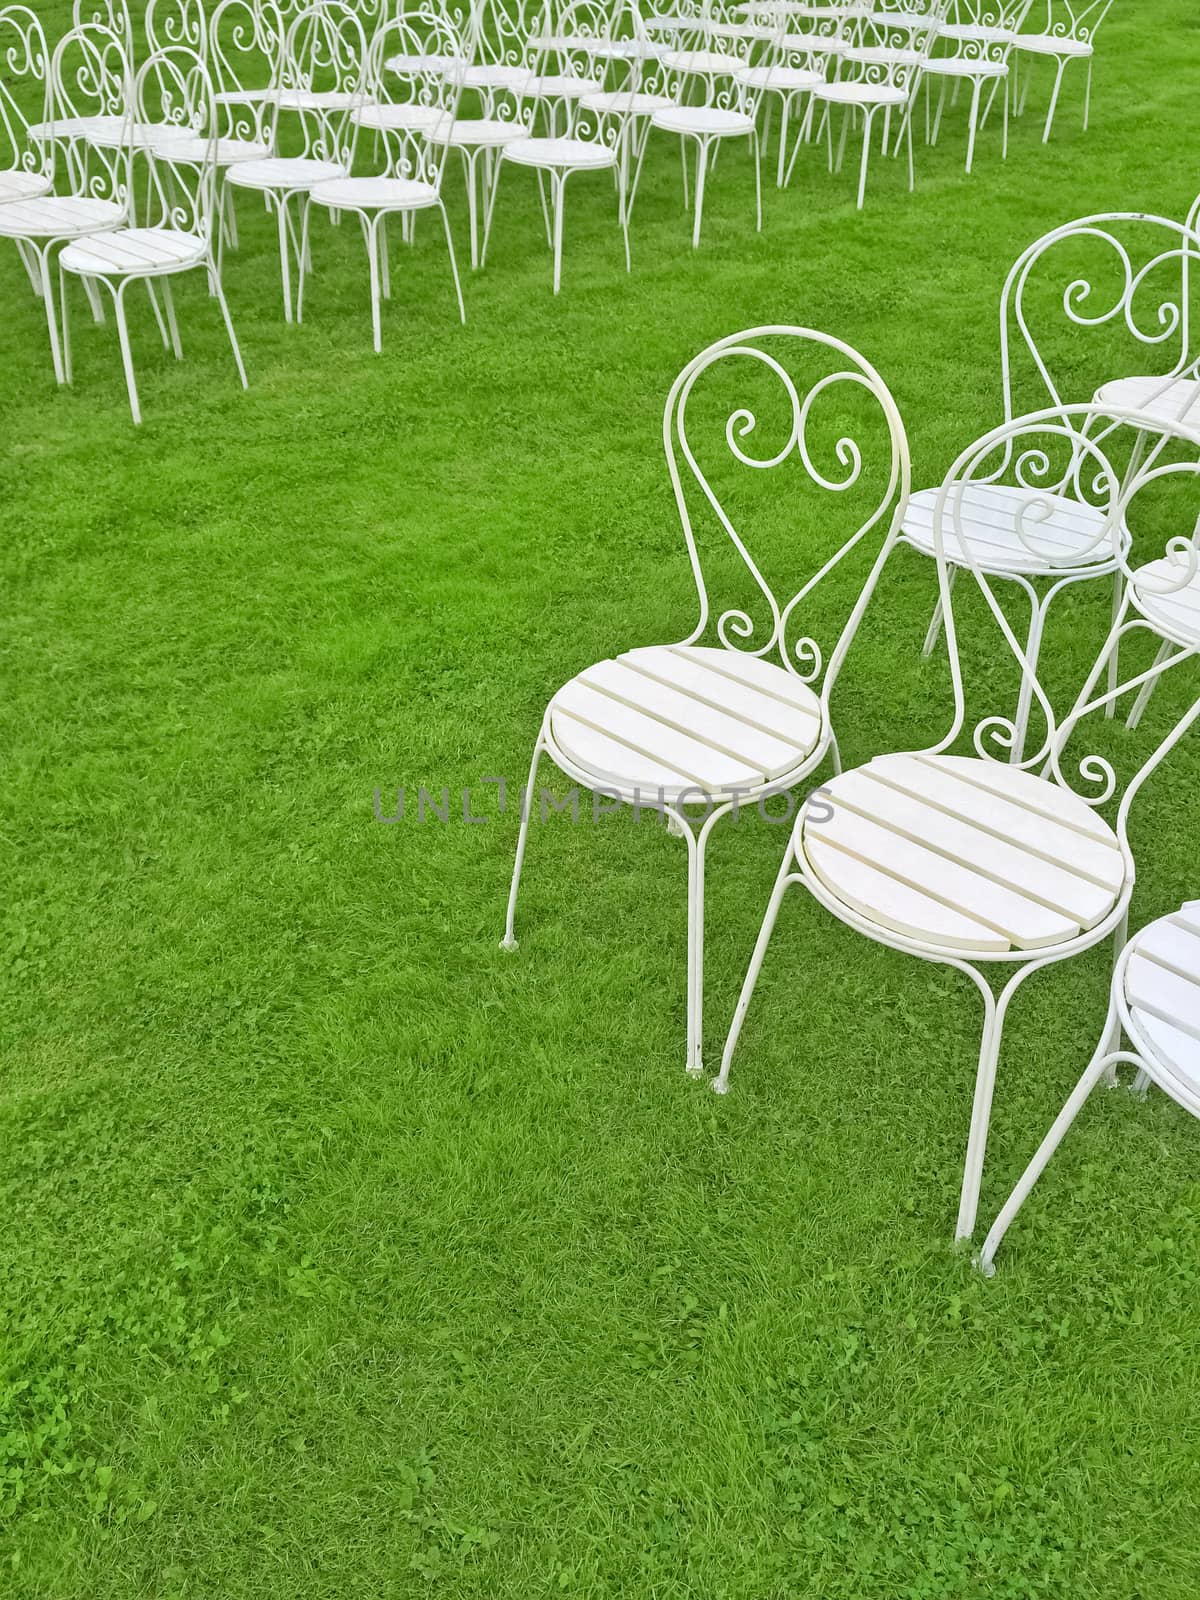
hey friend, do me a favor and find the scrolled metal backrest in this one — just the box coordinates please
[0,5,51,183]
[275,1,366,164]
[1023,0,1115,42]
[137,45,218,241]
[1001,207,1200,436]
[664,326,911,711]
[476,0,542,71]
[209,0,285,141]
[361,9,468,185]
[72,0,133,55]
[927,403,1200,843]
[47,22,132,204]
[938,0,1033,60]
[146,0,208,58]
[844,0,946,87]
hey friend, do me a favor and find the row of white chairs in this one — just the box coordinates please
[0,0,1118,419]
[500,196,1200,1268]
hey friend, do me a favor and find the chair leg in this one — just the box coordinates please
[480,156,503,268]
[113,280,142,426]
[462,148,480,269]
[379,213,392,300]
[536,169,553,248]
[500,730,546,952]
[296,201,314,324]
[1105,570,1123,717]
[1126,639,1172,731]
[617,160,631,273]
[58,261,72,385]
[691,138,708,249]
[1011,579,1047,765]
[275,192,294,321]
[1042,57,1067,142]
[366,215,383,353]
[1002,74,1009,160]
[856,110,873,210]
[16,240,42,297]
[1083,57,1093,130]
[712,834,801,1096]
[977,997,1125,1274]
[922,563,958,656]
[776,94,789,187]
[438,202,466,325]
[208,264,248,390]
[35,244,65,385]
[82,274,105,324]
[551,171,567,294]
[680,134,690,210]
[965,79,983,174]
[160,276,183,359]
[956,962,1037,1242]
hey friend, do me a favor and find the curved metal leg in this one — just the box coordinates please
[751,130,762,234]
[208,263,248,390]
[160,276,183,359]
[922,563,958,657]
[1126,639,1172,731]
[977,1001,1130,1274]
[551,170,566,293]
[965,78,983,174]
[856,108,874,210]
[296,199,313,323]
[480,155,504,269]
[275,192,294,321]
[367,214,383,353]
[1083,57,1093,130]
[691,137,708,248]
[113,279,142,426]
[35,243,65,384]
[437,201,466,324]
[1010,577,1046,764]
[58,259,72,384]
[500,729,546,952]
[712,833,802,1095]
[1042,56,1067,143]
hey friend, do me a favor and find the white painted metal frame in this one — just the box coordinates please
[912,0,1032,173]
[714,403,1200,1244]
[0,5,52,206]
[480,0,631,293]
[0,22,133,382]
[979,901,1200,1273]
[1009,0,1115,143]
[223,0,366,320]
[501,325,911,1076]
[301,6,467,348]
[57,45,248,423]
[147,0,210,59]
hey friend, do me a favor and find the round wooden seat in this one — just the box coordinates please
[549,644,824,801]
[1124,904,1200,1100]
[802,752,1127,954]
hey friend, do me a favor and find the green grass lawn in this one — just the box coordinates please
[4,4,1200,1594]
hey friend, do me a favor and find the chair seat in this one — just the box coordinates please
[664,49,744,74]
[802,753,1126,955]
[1094,375,1200,443]
[779,33,850,54]
[351,103,451,132]
[150,132,272,164]
[738,64,824,89]
[842,45,927,68]
[28,113,124,143]
[275,88,357,111]
[1012,32,1093,57]
[214,87,275,105]
[309,174,439,210]
[923,54,1007,77]
[0,168,52,203]
[503,135,616,169]
[463,63,530,90]
[652,105,757,135]
[87,120,168,150]
[225,156,346,191]
[425,116,527,147]
[938,22,1011,43]
[581,89,678,116]
[524,73,603,98]
[811,80,909,106]
[548,644,824,800]
[1128,554,1200,646]
[901,483,1123,575]
[0,193,124,239]
[384,51,468,76]
[1124,905,1200,1100]
[60,225,206,277]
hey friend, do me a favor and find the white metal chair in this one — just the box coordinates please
[640,22,772,248]
[0,5,53,205]
[1008,0,1115,143]
[714,404,1200,1244]
[302,7,466,348]
[57,45,248,424]
[806,0,943,209]
[500,325,912,1076]
[481,0,632,293]
[912,0,1031,172]
[979,897,1200,1273]
[224,0,365,319]
[0,23,132,382]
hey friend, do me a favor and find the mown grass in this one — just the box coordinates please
[2,2,1200,1595]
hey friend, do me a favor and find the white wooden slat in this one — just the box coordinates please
[1127,950,1200,1043]
[552,679,762,792]
[1136,914,1200,983]
[621,646,820,746]
[804,833,1011,953]
[806,802,1081,949]
[1173,901,1200,937]
[1130,1011,1200,1091]
[550,711,695,794]
[830,767,1117,928]
[918,754,1117,844]
[673,644,818,710]
[578,659,798,778]
[905,484,1107,550]
[1135,560,1200,618]
[875,755,1126,890]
